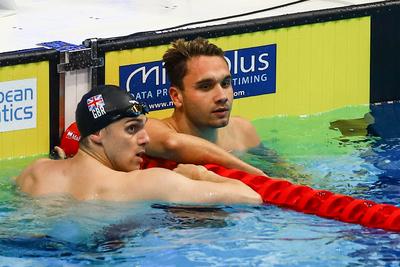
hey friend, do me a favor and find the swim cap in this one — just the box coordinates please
[76,84,149,138]
[59,122,81,157]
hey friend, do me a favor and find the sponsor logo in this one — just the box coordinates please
[0,79,37,132]
[120,43,277,111]
[66,130,80,141]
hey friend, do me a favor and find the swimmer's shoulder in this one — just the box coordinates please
[19,158,52,177]
[16,158,50,194]
[146,117,179,134]
[30,158,64,175]
[230,116,256,130]
[17,158,69,194]
[229,116,260,148]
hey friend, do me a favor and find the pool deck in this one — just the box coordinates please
[0,0,386,53]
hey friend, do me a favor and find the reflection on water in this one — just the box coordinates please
[151,204,229,229]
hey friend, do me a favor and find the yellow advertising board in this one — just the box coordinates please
[105,17,370,120]
[0,62,50,159]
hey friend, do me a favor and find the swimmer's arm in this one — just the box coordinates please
[145,118,265,175]
[136,168,262,204]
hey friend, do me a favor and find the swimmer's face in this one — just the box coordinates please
[100,115,149,172]
[172,55,233,129]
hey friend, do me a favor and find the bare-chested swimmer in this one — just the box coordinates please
[16,85,261,204]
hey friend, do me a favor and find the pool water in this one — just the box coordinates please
[0,103,400,266]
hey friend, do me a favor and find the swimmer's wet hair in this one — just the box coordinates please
[163,37,225,90]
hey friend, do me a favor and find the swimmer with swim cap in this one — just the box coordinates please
[16,85,261,203]
[52,85,148,159]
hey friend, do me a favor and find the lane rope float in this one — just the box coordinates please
[142,155,400,232]
[59,127,400,232]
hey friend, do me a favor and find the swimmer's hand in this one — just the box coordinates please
[173,164,262,204]
[173,164,207,180]
[174,164,238,183]
[49,146,67,160]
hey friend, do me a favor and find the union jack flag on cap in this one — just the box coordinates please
[87,94,105,111]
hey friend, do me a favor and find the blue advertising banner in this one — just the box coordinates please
[119,44,276,111]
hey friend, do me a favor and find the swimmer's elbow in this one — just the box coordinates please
[250,192,263,204]
[234,182,263,204]
[230,186,262,204]
[163,135,181,152]
[222,191,262,205]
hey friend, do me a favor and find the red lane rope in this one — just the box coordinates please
[142,156,400,232]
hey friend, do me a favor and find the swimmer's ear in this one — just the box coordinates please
[88,131,102,144]
[169,86,183,108]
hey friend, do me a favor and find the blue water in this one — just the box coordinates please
[0,103,399,266]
